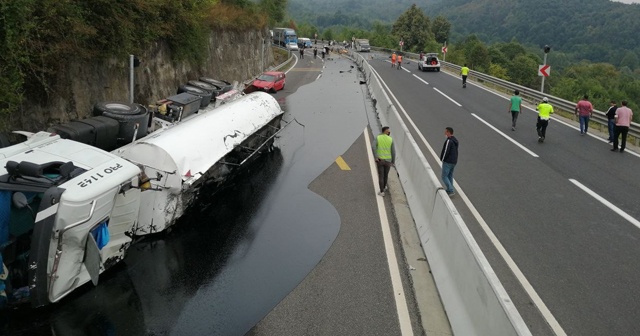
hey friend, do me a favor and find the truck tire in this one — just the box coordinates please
[93,102,143,117]
[187,80,222,96]
[177,85,213,107]
[199,77,233,93]
[93,102,149,145]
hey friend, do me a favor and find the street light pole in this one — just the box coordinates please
[129,54,134,103]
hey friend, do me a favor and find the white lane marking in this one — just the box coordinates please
[570,179,640,229]
[370,63,567,336]
[364,128,415,336]
[433,87,462,107]
[401,67,411,73]
[316,73,322,81]
[471,113,539,158]
[412,74,429,85]
[285,54,299,74]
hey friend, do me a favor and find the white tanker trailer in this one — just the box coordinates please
[0,91,284,308]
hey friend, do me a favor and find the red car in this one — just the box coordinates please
[252,71,286,93]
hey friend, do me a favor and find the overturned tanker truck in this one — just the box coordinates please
[0,90,284,308]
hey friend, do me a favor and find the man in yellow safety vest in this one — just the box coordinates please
[461,64,469,88]
[536,97,554,143]
[373,126,395,197]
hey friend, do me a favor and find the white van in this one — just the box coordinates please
[298,38,312,49]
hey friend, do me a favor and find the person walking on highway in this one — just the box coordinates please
[391,52,397,68]
[612,100,633,153]
[461,64,469,88]
[313,47,318,59]
[440,127,458,197]
[605,100,618,143]
[397,54,403,70]
[575,95,594,135]
[536,97,554,143]
[321,49,325,59]
[299,47,304,59]
[508,89,522,131]
[374,126,395,197]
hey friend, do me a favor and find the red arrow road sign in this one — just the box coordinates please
[442,46,448,54]
[538,64,550,77]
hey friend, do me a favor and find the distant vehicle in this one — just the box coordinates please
[252,71,286,93]
[418,53,440,72]
[355,39,370,52]
[298,38,312,49]
[273,27,298,47]
[286,42,299,51]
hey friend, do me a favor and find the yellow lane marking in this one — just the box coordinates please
[335,156,351,170]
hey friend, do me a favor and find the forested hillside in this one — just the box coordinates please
[423,0,640,67]
[289,0,437,29]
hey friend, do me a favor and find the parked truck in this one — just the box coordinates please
[0,89,284,308]
[355,39,371,52]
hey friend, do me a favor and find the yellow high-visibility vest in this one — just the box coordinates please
[376,134,393,160]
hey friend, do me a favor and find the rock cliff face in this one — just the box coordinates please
[13,29,274,132]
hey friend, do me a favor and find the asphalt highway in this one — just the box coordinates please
[369,54,640,335]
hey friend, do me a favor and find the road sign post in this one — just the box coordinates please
[540,45,551,93]
[399,40,404,53]
[442,43,448,62]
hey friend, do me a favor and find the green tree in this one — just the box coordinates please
[468,43,490,72]
[260,0,288,25]
[620,51,639,70]
[370,21,395,49]
[507,54,539,87]
[391,4,434,52]
[488,63,510,80]
[432,16,451,44]
[322,28,334,41]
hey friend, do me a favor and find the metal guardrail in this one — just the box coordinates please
[370,46,640,146]
[269,45,295,72]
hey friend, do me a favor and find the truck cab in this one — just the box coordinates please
[0,132,142,307]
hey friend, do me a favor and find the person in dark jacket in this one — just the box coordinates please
[605,100,618,143]
[440,127,458,196]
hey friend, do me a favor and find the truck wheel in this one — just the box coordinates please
[95,102,149,144]
[93,102,142,117]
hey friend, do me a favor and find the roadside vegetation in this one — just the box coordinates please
[0,0,287,131]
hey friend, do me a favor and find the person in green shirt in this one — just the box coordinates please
[460,64,470,88]
[508,90,522,131]
[536,97,554,143]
